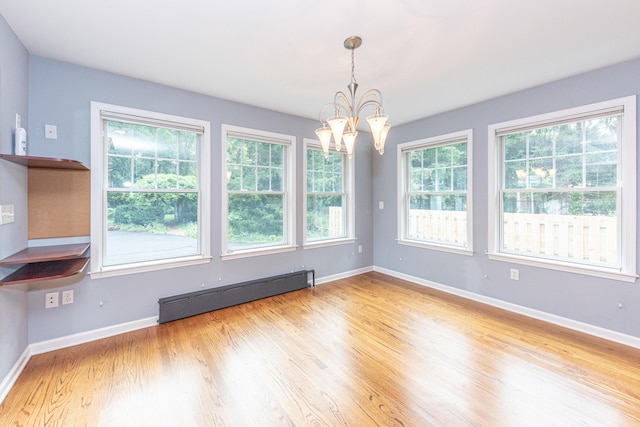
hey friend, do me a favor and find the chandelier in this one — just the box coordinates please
[315,36,390,159]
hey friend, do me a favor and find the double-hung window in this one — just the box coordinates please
[90,102,211,277]
[397,130,473,254]
[488,96,636,281]
[303,138,354,246]
[221,125,296,258]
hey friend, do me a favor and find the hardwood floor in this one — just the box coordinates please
[1,272,639,426]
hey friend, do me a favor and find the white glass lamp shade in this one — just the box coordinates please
[366,113,388,149]
[328,116,347,152]
[315,125,333,158]
[376,123,390,155]
[343,131,358,159]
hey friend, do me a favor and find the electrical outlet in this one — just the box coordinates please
[0,204,15,225]
[358,245,363,253]
[62,289,74,305]
[45,292,59,308]
[510,268,520,281]
[44,124,58,140]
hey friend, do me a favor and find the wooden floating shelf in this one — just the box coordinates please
[0,154,88,170]
[0,243,90,286]
[0,258,90,286]
[0,243,90,265]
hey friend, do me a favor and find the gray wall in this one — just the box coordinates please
[24,56,374,343]
[373,58,640,338]
[0,13,29,382]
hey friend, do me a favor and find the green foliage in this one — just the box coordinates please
[108,173,198,233]
[228,193,283,243]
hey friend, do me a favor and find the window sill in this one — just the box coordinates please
[398,239,473,256]
[487,252,638,283]
[221,245,297,260]
[303,238,356,249]
[90,255,212,279]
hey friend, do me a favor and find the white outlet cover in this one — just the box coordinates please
[0,204,15,225]
[45,292,59,308]
[62,289,74,305]
[45,124,58,139]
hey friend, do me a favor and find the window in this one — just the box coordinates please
[303,138,354,246]
[221,125,295,258]
[488,96,636,281]
[90,102,211,277]
[397,130,473,254]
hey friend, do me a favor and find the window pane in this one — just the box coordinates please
[133,158,155,188]
[228,193,284,250]
[227,165,242,191]
[108,156,131,189]
[502,191,617,266]
[585,152,616,187]
[241,166,256,191]
[157,128,178,159]
[504,160,528,189]
[305,147,347,243]
[101,115,204,269]
[178,162,197,187]
[157,159,177,175]
[407,194,467,245]
[436,167,451,191]
[105,191,198,265]
[453,167,467,191]
[402,136,470,249]
[179,133,197,160]
[307,194,345,240]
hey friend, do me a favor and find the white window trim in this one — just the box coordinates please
[302,138,356,248]
[487,96,637,282]
[89,101,211,279]
[397,129,474,255]
[221,124,296,259]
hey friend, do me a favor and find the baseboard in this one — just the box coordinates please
[374,266,640,350]
[0,346,31,404]
[315,265,373,286]
[29,316,159,356]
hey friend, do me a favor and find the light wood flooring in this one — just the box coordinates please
[1,272,639,426]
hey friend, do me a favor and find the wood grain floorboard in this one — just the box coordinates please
[1,272,639,426]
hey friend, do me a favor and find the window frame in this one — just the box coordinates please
[397,129,474,255]
[302,138,355,248]
[487,96,637,282]
[90,102,211,279]
[221,124,296,259]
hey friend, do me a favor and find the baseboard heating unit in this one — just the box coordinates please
[158,270,315,324]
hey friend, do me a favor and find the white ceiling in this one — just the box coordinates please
[2,0,640,126]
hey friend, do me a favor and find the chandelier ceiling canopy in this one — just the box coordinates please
[316,36,390,159]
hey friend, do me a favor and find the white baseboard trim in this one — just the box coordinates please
[315,265,373,286]
[374,266,640,350]
[29,316,159,356]
[0,346,31,405]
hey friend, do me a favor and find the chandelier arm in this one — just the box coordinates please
[333,91,353,116]
[318,103,337,123]
[354,89,384,116]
